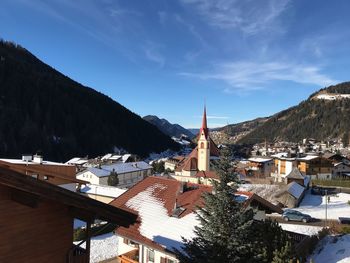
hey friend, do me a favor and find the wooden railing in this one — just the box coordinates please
[118,249,139,263]
[67,245,89,263]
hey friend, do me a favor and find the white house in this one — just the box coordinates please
[76,161,152,188]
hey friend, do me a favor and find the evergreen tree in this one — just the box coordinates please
[107,169,119,186]
[175,149,257,263]
[175,149,294,263]
[272,241,294,263]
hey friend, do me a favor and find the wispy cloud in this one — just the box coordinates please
[180,61,337,92]
[143,42,165,67]
[180,0,291,35]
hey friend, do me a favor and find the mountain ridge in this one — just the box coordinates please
[143,115,194,139]
[0,40,179,161]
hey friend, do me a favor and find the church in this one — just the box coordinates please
[171,107,220,185]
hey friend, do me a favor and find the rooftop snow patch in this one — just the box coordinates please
[125,184,199,252]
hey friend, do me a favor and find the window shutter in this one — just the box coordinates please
[160,257,166,263]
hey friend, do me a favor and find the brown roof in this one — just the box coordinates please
[0,166,137,226]
[109,176,211,252]
[195,170,219,180]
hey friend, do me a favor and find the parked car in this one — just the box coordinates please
[282,210,312,223]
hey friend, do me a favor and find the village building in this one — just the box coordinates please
[297,155,333,177]
[79,184,127,203]
[274,181,306,208]
[245,157,273,178]
[110,176,212,263]
[332,162,350,179]
[285,167,305,186]
[76,161,152,188]
[0,155,79,191]
[110,176,280,263]
[164,156,185,171]
[271,156,297,183]
[0,165,136,263]
[172,107,220,185]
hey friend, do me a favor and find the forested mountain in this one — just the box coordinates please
[238,82,350,144]
[0,40,179,161]
[143,115,194,138]
[211,117,269,144]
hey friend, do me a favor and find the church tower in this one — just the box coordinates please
[197,106,210,171]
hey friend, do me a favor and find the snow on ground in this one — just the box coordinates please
[279,223,323,236]
[238,184,280,204]
[75,233,119,263]
[125,184,199,251]
[294,191,350,220]
[309,235,350,263]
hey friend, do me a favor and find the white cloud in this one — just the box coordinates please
[180,0,291,35]
[180,61,337,92]
[143,43,165,67]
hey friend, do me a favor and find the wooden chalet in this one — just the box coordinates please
[0,166,137,263]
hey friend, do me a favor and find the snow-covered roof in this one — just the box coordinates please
[65,157,88,165]
[101,161,152,174]
[297,155,319,161]
[81,162,152,178]
[271,152,289,158]
[279,223,322,236]
[80,184,127,198]
[248,157,272,163]
[122,154,132,163]
[0,158,68,166]
[124,184,198,251]
[85,167,110,177]
[286,182,305,199]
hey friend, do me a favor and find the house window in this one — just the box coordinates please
[31,174,38,179]
[43,175,48,180]
[123,238,129,244]
[147,249,155,262]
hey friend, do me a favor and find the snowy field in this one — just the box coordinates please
[75,233,119,263]
[294,191,350,220]
[309,235,350,263]
[279,223,323,236]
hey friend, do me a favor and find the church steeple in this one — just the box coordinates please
[200,105,209,139]
[198,105,210,171]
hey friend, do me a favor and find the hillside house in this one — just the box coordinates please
[274,182,306,208]
[76,161,152,188]
[0,166,136,263]
[79,184,127,203]
[271,156,297,183]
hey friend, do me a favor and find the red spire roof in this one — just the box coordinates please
[200,105,209,138]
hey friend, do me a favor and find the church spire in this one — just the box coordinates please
[200,105,208,138]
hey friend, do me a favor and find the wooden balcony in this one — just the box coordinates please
[67,245,89,263]
[118,249,139,263]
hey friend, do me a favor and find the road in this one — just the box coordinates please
[267,215,342,227]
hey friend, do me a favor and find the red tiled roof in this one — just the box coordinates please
[109,176,211,252]
[195,170,219,180]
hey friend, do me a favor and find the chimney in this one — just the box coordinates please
[22,154,32,162]
[33,155,43,164]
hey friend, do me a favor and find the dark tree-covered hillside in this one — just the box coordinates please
[0,40,179,161]
[238,82,350,144]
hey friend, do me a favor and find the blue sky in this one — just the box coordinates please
[1,0,349,128]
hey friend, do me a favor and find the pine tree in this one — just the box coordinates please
[175,149,257,263]
[107,169,119,186]
[175,149,295,263]
[272,241,294,263]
